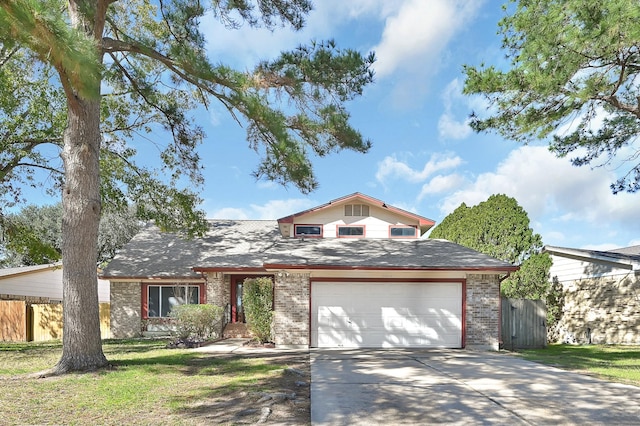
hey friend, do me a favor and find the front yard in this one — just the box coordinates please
[0,339,310,425]
[517,344,640,387]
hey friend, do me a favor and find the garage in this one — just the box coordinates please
[311,281,463,348]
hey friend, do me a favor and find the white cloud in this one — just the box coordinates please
[438,146,640,232]
[209,207,249,219]
[249,198,316,219]
[438,114,472,140]
[418,174,467,200]
[376,153,463,184]
[438,78,485,140]
[201,1,383,70]
[373,1,481,77]
[207,198,316,220]
[581,243,621,251]
[371,0,484,106]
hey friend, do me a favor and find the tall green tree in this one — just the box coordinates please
[0,204,62,266]
[464,0,640,193]
[0,203,141,267]
[429,194,551,299]
[0,0,374,373]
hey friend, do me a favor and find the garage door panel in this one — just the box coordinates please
[312,282,462,348]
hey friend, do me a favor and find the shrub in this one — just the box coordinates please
[243,277,274,343]
[169,304,224,342]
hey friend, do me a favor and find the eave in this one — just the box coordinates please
[262,263,519,273]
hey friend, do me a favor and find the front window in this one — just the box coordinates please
[389,226,417,238]
[337,225,365,237]
[294,224,322,237]
[147,285,201,318]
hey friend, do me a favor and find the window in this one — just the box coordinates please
[146,284,201,318]
[338,225,365,237]
[389,226,417,238]
[344,204,369,217]
[294,224,322,237]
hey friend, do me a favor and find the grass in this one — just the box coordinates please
[517,344,640,387]
[0,339,299,425]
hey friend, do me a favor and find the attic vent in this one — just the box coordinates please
[344,204,369,217]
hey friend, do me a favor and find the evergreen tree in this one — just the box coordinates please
[464,0,640,193]
[0,0,374,373]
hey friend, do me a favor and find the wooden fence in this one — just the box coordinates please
[501,298,547,350]
[0,300,27,341]
[0,301,110,342]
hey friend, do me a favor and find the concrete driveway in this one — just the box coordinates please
[311,349,640,425]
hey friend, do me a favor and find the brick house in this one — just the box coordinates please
[545,245,640,345]
[102,193,517,350]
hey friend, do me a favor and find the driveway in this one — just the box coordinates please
[311,349,640,425]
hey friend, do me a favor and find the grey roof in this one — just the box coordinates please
[544,245,640,264]
[609,245,640,257]
[102,220,516,279]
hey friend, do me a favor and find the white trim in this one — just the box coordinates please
[544,245,639,271]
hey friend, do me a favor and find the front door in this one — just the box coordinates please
[231,277,245,323]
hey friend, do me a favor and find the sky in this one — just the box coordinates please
[22,0,640,251]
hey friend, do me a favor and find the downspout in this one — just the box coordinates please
[497,271,513,349]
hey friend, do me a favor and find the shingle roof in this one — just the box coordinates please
[102,220,516,279]
[544,245,640,265]
[609,245,640,257]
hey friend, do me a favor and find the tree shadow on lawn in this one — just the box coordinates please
[167,352,311,424]
[109,348,309,375]
[107,348,311,424]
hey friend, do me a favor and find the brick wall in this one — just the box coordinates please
[273,272,310,348]
[205,272,230,306]
[552,274,640,344]
[466,274,501,350]
[110,281,141,338]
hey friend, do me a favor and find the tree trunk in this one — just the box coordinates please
[54,97,107,373]
[47,0,109,374]
[54,91,108,374]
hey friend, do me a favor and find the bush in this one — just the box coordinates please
[169,304,224,342]
[243,277,274,343]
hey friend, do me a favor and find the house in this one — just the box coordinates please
[544,245,640,345]
[0,263,111,341]
[0,262,110,303]
[102,193,517,350]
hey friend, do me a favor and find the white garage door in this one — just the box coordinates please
[311,281,462,348]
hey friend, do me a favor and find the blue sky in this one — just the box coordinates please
[22,1,640,251]
[187,1,640,251]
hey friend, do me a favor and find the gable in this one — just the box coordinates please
[277,193,434,238]
[545,245,640,283]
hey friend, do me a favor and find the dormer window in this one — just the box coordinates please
[337,225,365,238]
[294,224,322,238]
[389,225,417,238]
[344,204,370,217]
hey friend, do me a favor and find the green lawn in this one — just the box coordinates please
[0,339,307,425]
[517,344,640,387]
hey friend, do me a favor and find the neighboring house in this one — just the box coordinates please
[0,263,111,341]
[0,262,111,303]
[544,245,640,345]
[102,193,517,350]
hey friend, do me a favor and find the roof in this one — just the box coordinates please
[277,192,436,230]
[102,220,516,279]
[0,262,62,278]
[102,220,279,278]
[608,245,640,256]
[260,238,517,271]
[543,245,640,269]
